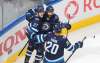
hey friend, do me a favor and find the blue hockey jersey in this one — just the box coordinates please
[33,32,81,63]
[26,14,42,40]
[41,14,59,34]
[44,33,75,62]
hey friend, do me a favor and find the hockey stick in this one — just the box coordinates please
[66,20,69,36]
[65,36,87,63]
[18,32,34,56]
[18,40,29,56]
[13,40,29,62]
[66,14,70,36]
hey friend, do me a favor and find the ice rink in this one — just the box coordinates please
[13,34,100,63]
[0,0,100,63]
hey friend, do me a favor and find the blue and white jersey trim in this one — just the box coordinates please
[30,32,35,39]
[40,34,44,42]
[37,35,41,43]
[29,23,38,32]
[36,34,44,43]
[44,56,64,62]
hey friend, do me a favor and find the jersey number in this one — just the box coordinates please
[45,41,59,54]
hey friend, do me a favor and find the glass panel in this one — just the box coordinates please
[1,0,43,29]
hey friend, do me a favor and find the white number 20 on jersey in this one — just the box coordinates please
[45,41,59,54]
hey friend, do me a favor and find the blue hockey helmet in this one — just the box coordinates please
[46,6,54,12]
[54,23,67,36]
[61,23,71,30]
[54,23,71,36]
[35,5,44,12]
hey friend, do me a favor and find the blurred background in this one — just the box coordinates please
[0,0,45,30]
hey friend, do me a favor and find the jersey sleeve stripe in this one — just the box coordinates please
[26,53,31,57]
[40,34,44,42]
[37,35,41,43]
[44,56,64,62]
[29,23,38,32]
[31,27,38,32]
[30,32,35,39]
[27,25,37,33]
[65,43,71,48]
[67,45,73,51]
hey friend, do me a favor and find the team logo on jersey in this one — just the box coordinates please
[42,22,50,31]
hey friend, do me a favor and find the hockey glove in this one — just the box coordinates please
[25,9,34,22]
[75,41,83,49]
[73,41,83,52]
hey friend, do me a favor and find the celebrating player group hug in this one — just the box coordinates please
[24,5,83,63]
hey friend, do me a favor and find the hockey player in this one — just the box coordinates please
[24,5,45,63]
[44,23,83,63]
[40,5,60,34]
[25,5,60,63]
[34,23,83,63]
[33,6,60,63]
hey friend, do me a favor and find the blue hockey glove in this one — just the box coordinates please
[73,41,83,52]
[25,9,35,22]
[75,41,83,49]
